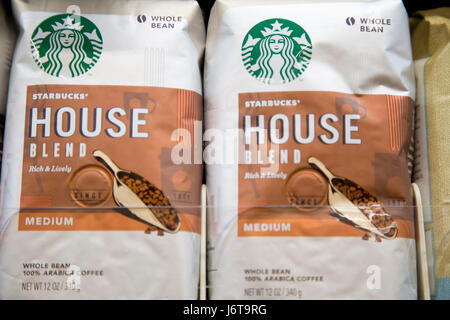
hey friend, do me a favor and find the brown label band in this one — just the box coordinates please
[18,212,200,233]
[20,84,202,234]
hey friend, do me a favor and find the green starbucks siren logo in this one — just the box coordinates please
[242,18,312,84]
[31,14,103,77]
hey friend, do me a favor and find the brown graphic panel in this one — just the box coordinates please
[178,89,199,143]
[387,95,408,152]
[238,91,414,239]
[19,85,202,233]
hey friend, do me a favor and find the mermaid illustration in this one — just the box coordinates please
[31,15,103,78]
[242,19,312,84]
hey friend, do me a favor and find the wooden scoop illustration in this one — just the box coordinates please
[308,157,398,241]
[93,150,181,234]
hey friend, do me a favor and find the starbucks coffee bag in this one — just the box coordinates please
[205,0,417,299]
[0,0,204,299]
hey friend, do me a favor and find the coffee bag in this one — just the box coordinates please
[0,0,204,299]
[205,0,417,299]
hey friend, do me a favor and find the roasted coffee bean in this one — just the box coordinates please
[333,178,397,237]
[119,172,180,232]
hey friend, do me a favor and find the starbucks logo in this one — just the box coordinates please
[242,18,312,84]
[31,14,103,78]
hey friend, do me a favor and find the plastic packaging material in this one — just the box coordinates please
[0,1,15,115]
[205,0,417,299]
[0,1,17,165]
[410,8,450,300]
[0,0,205,299]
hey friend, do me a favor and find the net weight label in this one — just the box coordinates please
[21,281,76,292]
[244,287,303,298]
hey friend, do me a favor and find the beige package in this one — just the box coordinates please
[0,0,205,299]
[205,0,417,299]
[410,8,450,300]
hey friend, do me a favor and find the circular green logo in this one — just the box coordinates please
[242,18,312,84]
[31,14,103,78]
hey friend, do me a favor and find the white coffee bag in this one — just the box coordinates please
[0,0,204,299]
[205,0,417,299]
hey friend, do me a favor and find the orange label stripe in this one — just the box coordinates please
[238,218,415,239]
[387,95,409,152]
[18,211,201,234]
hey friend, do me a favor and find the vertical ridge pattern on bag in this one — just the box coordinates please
[145,48,166,87]
[177,89,199,143]
[387,95,408,152]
